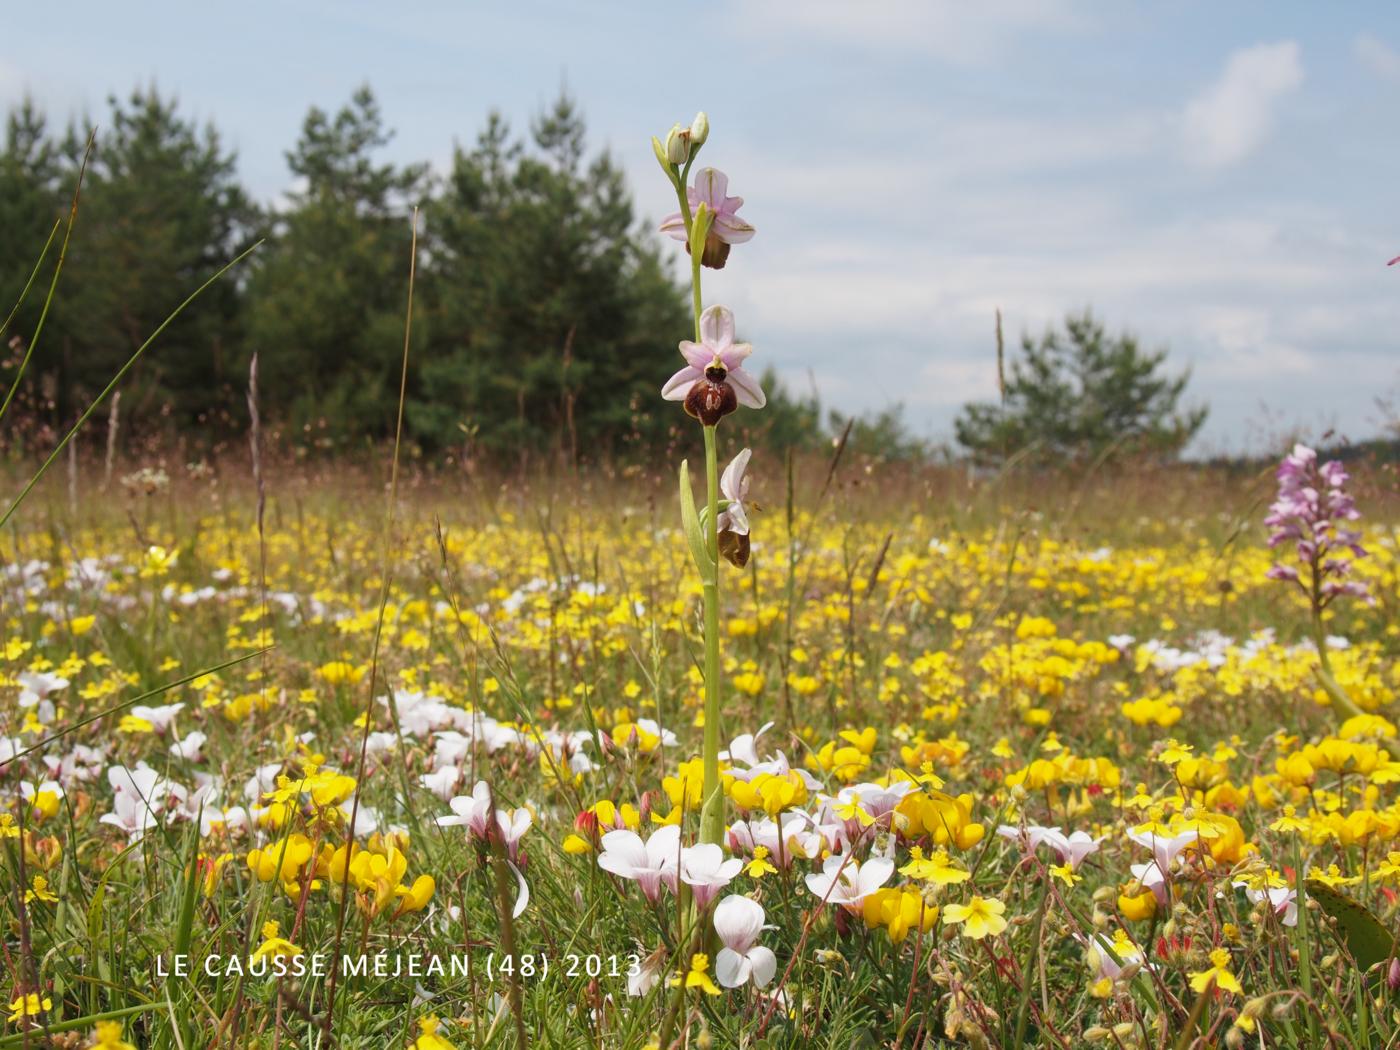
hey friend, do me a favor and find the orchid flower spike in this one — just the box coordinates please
[663,305,766,425]
[660,168,754,269]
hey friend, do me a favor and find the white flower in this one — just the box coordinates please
[627,952,665,997]
[714,895,777,988]
[420,764,462,802]
[1129,861,1170,905]
[804,854,893,910]
[437,781,494,839]
[1234,881,1298,927]
[128,703,184,733]
[717,449,752,535]
[496,806,533,861]
[17,670,68,707]
[169,731,206,761]
[100,764,168,841]
[727,815,822,868]
[997,824,1103,870]
[597,825,681,903]
[680,843,743,908]
[1127,826,1202,873]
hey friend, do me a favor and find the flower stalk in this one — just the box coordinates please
[656,113,763,850]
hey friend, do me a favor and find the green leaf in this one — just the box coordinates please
[1306,878,1396,971]
[689,201,713,261]
[679,460,712,579]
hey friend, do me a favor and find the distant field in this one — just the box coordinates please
[0,454,1396,1048]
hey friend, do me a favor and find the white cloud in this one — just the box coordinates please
[1182,41,1303,168]
[1355,33,1400,82]
[739,0,1081,63]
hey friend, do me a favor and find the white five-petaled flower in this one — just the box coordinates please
[679,843,743,908]
[713,895,777,988]
[596,825,681,903]
[128,703,184,733]
[662,305,766,410]
[437,781,494,839]
[804,854,894,911]
[1127,825,1202,874]
[496,806,533,862]
[997,824,1103,870]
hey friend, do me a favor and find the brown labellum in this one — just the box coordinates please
[718,528,750,569]
[684,230,732,270]
[684,368,738,426]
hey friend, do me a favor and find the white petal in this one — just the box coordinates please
[720,449,751,502]
[748,946,777,988]
[662,367,701,401]
[727,367,766,409]
[715,947,747,988]
[700,304,735,350]
[509,860,529,918]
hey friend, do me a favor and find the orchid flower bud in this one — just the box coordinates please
[689,111,709,147]
[664,124,689,165]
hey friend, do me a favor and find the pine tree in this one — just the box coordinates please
[242,86,428,446]
[955,310,1207,466]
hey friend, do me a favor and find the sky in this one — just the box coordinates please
[5,1,1400,455]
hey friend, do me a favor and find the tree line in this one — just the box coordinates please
[0,84,1205,467]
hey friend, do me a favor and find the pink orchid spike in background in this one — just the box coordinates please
[660,167,755,269]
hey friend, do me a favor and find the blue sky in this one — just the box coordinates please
[6,1,1400,453]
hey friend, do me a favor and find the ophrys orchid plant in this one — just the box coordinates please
[653,112,763,848]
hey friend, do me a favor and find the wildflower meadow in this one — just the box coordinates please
[2,97,1399,1050]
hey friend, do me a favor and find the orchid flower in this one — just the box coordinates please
[659,168,755,269]
[717,450,751,535]
[662,305,766,423]
[713,895,777,988]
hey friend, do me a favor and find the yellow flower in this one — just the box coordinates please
[395,874,436,915]
[669,953,721,996]
[24,875,57,904]
[562,833,592,855]
[1117,887,1158,921]
[1049,862,1080,887]
[412,1015,456,1050]
[251,920,302,962]
[7,993,51,1023]
[89,1020,138,1050]
[899,847,969,886]
[941,895,1007,940]
[1190,948,1242,995]
[745,846,778,878]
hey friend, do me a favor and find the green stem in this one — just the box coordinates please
[1012,881,1050,1046]
[699,424,724,846]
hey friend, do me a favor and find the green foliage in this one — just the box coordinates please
[243,85,428,446]
[1305,879,1396,972]
[413,96,689,458]
[954,309,1207,466]
[52,89,256,426]
[0,85,932,462]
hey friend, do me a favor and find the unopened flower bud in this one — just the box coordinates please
[1389,957,1400,990]
[689,111,709,146]
[664,124,689,165]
